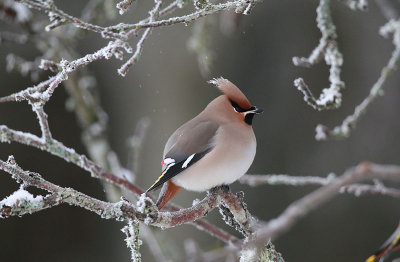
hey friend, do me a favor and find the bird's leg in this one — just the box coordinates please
[219,184,230,193]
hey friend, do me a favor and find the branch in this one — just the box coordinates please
[315,19,400,140]
[122,220,142,262]
[107,0,257,32]
[0,156,242,248]
[241,173,400,198]
[116,0,136,15]
[338,0,368,10]
[341,179,400,198]
[15,0,122,39]
[293,0,345,110]
[0,151,240,246]
[240,173,336,186]
[118,0,162,77]
[243,162,400,259]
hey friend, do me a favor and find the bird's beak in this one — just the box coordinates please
[251,106,264,114]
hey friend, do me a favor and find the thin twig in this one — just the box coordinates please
[108,0,253,32]
[117,0,136,15]
[341,180,400,198]
[244,162,400,259]
[15,0,122,39]
[240,173,336,186]
[315,19,400,140]
[118,0,162,76]
[293,0,345,110]
[241,174,400,198]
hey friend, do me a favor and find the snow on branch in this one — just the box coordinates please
[315,19,400,140]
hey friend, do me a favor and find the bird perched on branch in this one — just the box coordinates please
[146,77,263,210]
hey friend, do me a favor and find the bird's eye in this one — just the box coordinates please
[230,100,245,113]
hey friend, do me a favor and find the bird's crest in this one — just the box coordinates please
[208,77,252,109]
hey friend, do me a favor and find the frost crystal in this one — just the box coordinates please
[1,188,43,207]
[136,193,155,213]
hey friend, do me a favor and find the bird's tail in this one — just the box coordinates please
[156,180,182,210]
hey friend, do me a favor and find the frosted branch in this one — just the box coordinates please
[122,220,142,262]
[240,173,336,186]
[241,173,400,198]
[316,19,400,140]
[108,0,257,32]
[0,134,239,245]
[0,156,243,250]
[244,162,400,258]
[338,0,368,11]
[218,187,254,236]
[293,0,345,110]
[118,0,161,77]
[116,0,136,15]
[341,180,400,198]
[15,0,122,39]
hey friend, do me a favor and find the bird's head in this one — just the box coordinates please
[208,77,263,125]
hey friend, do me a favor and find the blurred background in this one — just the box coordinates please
[0,0,400,261]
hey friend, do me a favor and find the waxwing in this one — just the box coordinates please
[147,77,263,209]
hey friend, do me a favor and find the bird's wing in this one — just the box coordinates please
[147,119,219,192]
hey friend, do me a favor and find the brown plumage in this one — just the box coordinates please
[210,77,252,110]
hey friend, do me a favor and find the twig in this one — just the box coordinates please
[341,179,400,198]
[293,0,345,110]
[118,0,162,76]
[15,0,122,39]
[315,19,400,140]
[240,173,336,186]
[108,0,254,32]
[338,0,368,10]
[122,220,142,262]
[244,162,400,259]
[241,174,400,198]
[218,188,254,236]
[117,0,136,15]
[34,107,52,141]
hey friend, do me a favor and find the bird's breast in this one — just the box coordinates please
[172,127,256,192]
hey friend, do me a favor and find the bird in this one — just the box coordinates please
[146,77,263,210]
[366,222,400,262]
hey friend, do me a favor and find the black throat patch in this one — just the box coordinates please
[244,113,254,125]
